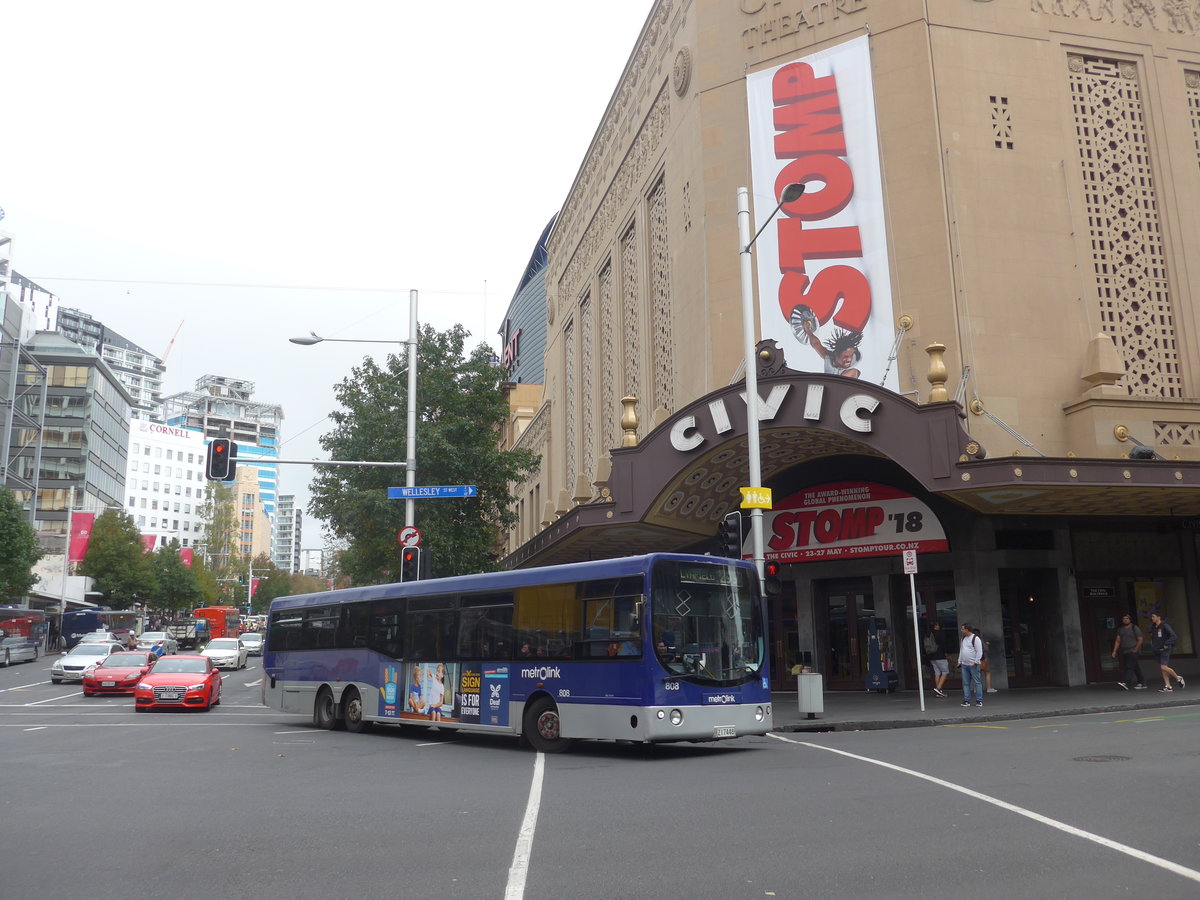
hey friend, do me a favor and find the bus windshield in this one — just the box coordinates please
[650,559,764,684]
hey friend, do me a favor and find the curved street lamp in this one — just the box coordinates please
[289,289,420,527]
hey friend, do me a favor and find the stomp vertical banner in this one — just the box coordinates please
[746,35,897,389]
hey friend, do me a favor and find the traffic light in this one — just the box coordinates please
[715,511,744,559]
[764,560,783,596]
[400,546,422,582]
[205,438,238,481]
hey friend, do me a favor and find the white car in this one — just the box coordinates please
[51,641,126,683]
[238,633,264,656]
[78,631,121,645]
[136,631,179,657]
[201,638,248,670]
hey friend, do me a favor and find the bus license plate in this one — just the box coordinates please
[713,725,736,738]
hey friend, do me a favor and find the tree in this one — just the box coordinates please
[309,323,539,585]
[149,539,202,616]
[77,509,157,606]
[0,487,41,602]
[196,481,243,606]
[249,553,292,611]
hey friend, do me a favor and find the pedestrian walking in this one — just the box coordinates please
[922,624,949,698]
[1148,612,1185,693]
[1110,613,1146,690]
[957,623,985,708]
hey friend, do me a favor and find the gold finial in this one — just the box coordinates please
[621,396,639,447]
[926,342,949,403]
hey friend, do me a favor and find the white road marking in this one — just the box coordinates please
[24,726,47,732]
[26,692,83,705]
[0,681,50,693]
[504,752,545,900]
[771,734,1200,885]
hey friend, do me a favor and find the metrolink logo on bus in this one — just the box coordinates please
[521,665,562,680]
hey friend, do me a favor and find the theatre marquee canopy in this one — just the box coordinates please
[505,367,1200,570]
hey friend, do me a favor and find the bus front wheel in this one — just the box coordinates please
[314,688,339,730]
[524,697,572,753]
[342,688,372,734]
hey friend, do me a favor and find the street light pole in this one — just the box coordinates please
[289,288,419,527]
[737,182,805,586]
[405,289,418,527]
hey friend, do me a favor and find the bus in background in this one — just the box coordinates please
[263,553,771,752]
[61,609,145,648]
[0,607,48,655]
[192,606,241,641]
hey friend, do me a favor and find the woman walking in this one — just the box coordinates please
[1149,612,1185,693]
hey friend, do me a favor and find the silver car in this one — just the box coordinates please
[1,636,40,666]
[238,633,264,656]
[200,638,248,670]
[136,631,179,657]
[51,641,125,683]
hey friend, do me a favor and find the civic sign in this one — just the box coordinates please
[388,485,478,499]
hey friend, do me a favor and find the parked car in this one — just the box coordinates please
[0,635,40,666]
[201,637,248,670]
[134,655,221,711]
[51,641,126,683]
[82,651,156,695]
[238,633,264,656]
[136,631,179,657]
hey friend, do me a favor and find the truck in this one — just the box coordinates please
[166,617,207,650]
[191,606,241,641]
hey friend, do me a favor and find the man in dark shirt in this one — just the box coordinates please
[1110,614,1146,690]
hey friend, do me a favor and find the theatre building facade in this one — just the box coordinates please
[499,0,1200,690]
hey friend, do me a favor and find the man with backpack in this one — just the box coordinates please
[922,624,949,698]
[957,623,985,708]
[1110,614,1147,690]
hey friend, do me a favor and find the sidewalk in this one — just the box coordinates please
[770,682,1197,732]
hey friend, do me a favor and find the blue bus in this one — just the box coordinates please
[263,553,773,751]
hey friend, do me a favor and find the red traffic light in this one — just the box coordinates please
[764,561,780,578]
[205,438,238,480]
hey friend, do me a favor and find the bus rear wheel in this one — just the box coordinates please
[342,688,372,734]
[314,688,338,730]
[524,697,572,753]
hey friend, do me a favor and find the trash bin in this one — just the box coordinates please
[797,671,824,719]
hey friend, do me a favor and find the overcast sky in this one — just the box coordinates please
[5,0,653,549]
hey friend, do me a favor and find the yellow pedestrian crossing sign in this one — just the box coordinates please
[739,487,772,509]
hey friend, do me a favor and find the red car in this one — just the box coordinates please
[82,651,156,696]
[133,654,222,711]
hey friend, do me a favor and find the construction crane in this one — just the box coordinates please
[161,320,184,363]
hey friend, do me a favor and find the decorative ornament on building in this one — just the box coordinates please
[673,46,692,97]
[1186,71,1200,88]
